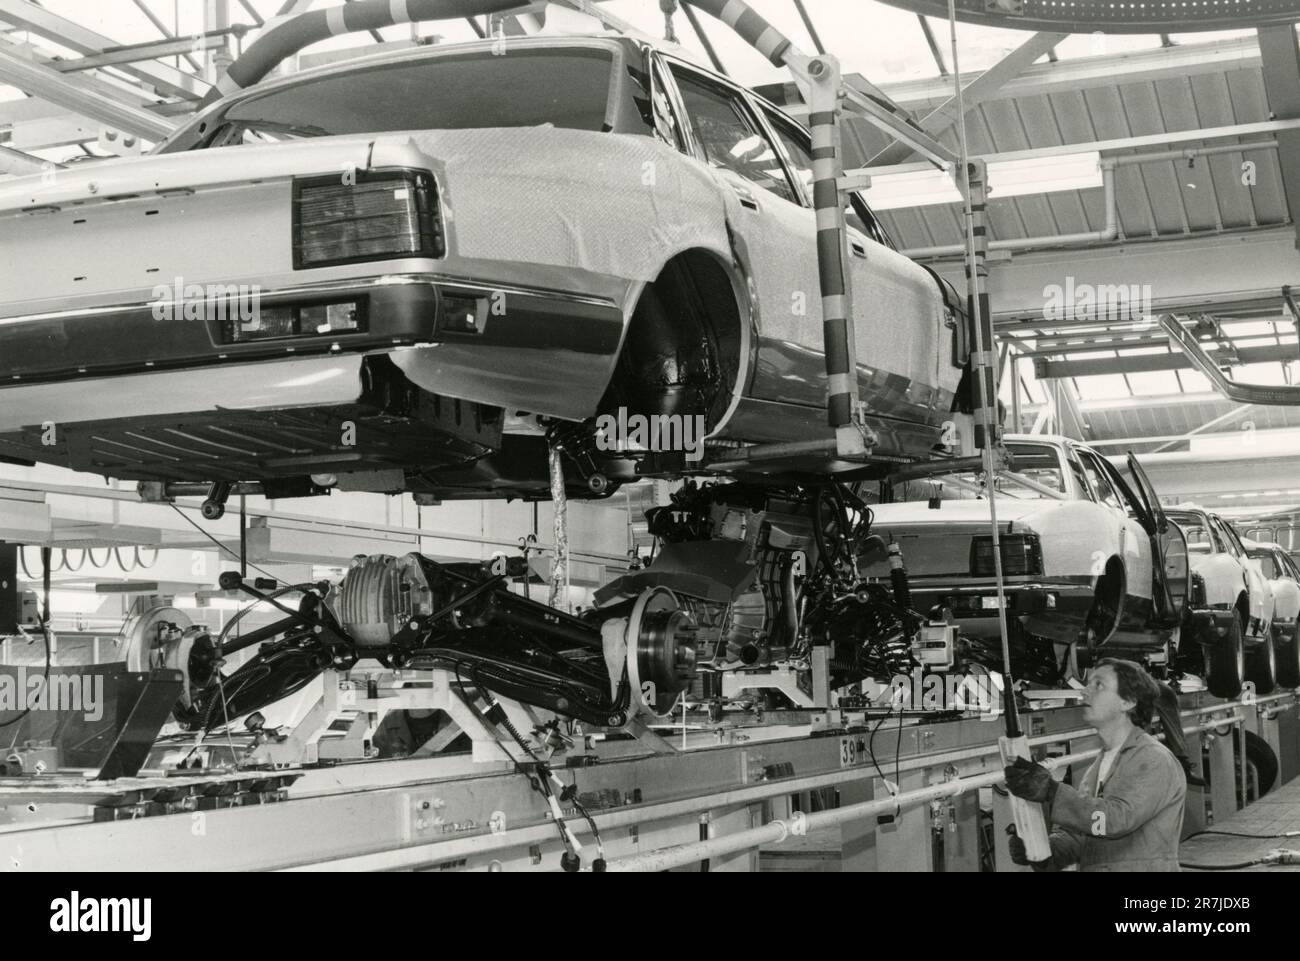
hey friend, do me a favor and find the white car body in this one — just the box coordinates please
[862,435,1185,653]
[1243,538,1300,644]
[1167,508,1271,642]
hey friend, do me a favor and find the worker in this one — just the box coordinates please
[1005,657,1186,871]
[372,707,468,758]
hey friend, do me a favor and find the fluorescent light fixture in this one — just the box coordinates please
[864,167,962,210]
[989,152,1103,199]
[863,151,1102,210]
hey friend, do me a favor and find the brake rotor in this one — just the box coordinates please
[627,587,698,716]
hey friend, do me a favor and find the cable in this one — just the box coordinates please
[468,666,590,867]
[167,502,278,582]
[1185,829,1300,839]
[215,583,314,650]
[867,699,896,786]
[894,693,905,792]
[1179,856,1276,871]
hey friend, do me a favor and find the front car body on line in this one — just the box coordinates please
[862,435,1166,651]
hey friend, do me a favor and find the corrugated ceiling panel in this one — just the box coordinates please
[869,57,1282,251]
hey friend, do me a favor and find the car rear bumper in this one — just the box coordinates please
[896,576,1094,639]
[0,271,624,426]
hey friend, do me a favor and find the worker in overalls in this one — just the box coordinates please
[1005,658,1186,871]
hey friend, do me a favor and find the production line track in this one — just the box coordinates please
[0,690,1291,871]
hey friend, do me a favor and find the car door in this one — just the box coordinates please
[758,103,958,429]
[1124,452,1189,628]
[1074,446,1135,558]
[1081,449,1158,624]
[658,56,822,410]
[1214,515,1270,632]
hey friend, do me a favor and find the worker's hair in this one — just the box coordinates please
[1094,658,1159,727]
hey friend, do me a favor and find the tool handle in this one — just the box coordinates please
[1000,735,1052,863]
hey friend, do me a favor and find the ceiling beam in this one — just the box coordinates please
[870,30,1065,166]
[927,226,1300,325]
[791,0,825,56]
[916,15,947,76]
[130,0,204,75]
[879,35,1260,107]
[1032,342,1288,379]
[0,141,47,175]
[0,42,178,142]
[0,0,208,100]
[48,35,226,73]
[1149,403,1253,453]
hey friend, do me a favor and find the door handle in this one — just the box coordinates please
[730,184,759,211]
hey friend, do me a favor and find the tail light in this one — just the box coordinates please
[970,534,1042,576]
[293,168,444,269]
[1189,571,1207,609]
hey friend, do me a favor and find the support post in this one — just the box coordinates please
[804,55,868,458]
[963,159,1001,450]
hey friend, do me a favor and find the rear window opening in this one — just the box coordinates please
[162,48,617,152]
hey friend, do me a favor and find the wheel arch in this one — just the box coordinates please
[602,245,758,436]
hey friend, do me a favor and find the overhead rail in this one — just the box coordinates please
[1159,312,1300,406]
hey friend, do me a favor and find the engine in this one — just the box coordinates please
[596,480,920,698]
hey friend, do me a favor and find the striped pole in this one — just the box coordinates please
[806,59,861,447]
[684,1,861,452]
[963,159,999,449]
[203,0,521,105]
[678,0,792,65]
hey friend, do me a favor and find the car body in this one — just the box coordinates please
[0,33,965,501]
[1243,538,1300,645]
[1166,507,1276,696]
[1242,537,1300,688]
[860,435,1188,677]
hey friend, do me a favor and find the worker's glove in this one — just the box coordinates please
[1006,825,1054,872]
[1004,756,1058,805]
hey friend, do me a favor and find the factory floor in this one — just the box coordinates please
[1180,777,1300,872]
